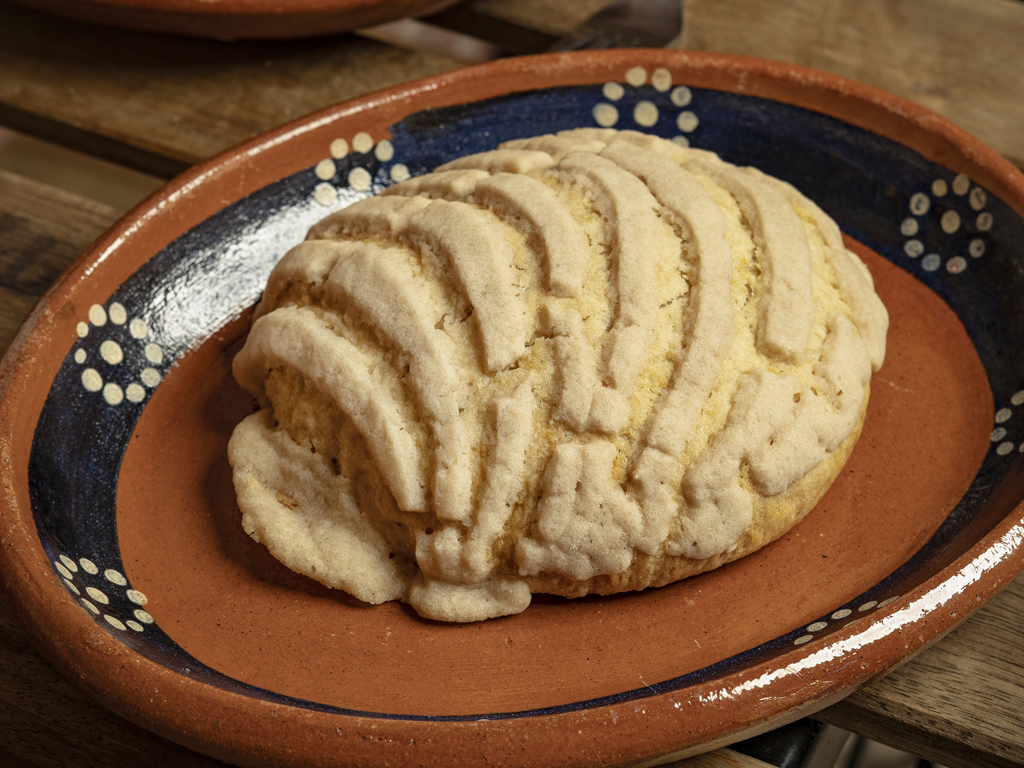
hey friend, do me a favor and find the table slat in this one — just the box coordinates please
[681,0,1024,169]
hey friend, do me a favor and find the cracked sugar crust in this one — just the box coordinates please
[228,128,889,622]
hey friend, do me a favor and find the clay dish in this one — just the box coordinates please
[12,0,459,40]
[2,50,1024,768]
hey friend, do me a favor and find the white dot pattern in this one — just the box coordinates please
[676,111,699,132]
[603,82,624,101]
[670,86,692,107]
[625,66,646,87]
[651,68,672,92]
[633,100,659,127]
[74,304,165,406]
[348,167,372,191]
[593,103,619,127]
[314,182,337,206]
[315,159,335,180]
[55,550,153,632]
[109,303,127,325]
[352,132,373,153]
[330,138,349,159]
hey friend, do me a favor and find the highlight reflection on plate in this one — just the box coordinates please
[3,50,1024,768]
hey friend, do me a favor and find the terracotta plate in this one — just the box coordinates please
[2,51,1024,768]
[13,0,459,40]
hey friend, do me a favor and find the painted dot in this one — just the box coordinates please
[82,368,103,392]
[352,132,374,153]
[126,383,146,403]
[348,167,372,191]
[831,609,852,620]
[74,349,86,364]
[104,615,126,631]
[60,554,78,572]
[144,343,163,365]
[633,100,659,127]
[794,635,813,645]
[88,304,107,326]
[129,318,148,339]
[900,217,919,236]
[77,322,89,338]
[1011,390,1024,406]
[940,209,961,234]
[64,579,80,596]
[921,253,941,272]
[625,66,647,87]
[374,140,394,162]
[858,601,878,612]
[977,212,993,231]
[807,621,828,632]
[676,111,699,133]
[952,173,970,195]
[330,138,349,159]
[86,586,109,604]
[390,164,410,183]
[99,340,123,365]
[878,597,898,608]
[105,569,127,586]
[602,82,625,101]
[141,368,161,388]
[127,589,148,606]
[992,427,1007,442]
[969,187,987,211]
[651,68,672,92]
[127,620,144,632]
[996,407,1013,423]
[314,159,336,180]
[314,182,336,206]
[55,562,73,580]
[109,303,128,325]
[80,558,98,574]
[998,441,1015,455]
[593,103,619,127]
[103,383,124,406]
[671,136,690,148]
[904,239,924,258]
[909,193,930,215]
[946,256,967,274]
[81,599,100,615]
[931,179,948,197]
[969,238,986,258]
[134,609,154,624]
[670,85,692,107]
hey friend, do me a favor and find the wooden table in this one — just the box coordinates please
[1,1,1023,766]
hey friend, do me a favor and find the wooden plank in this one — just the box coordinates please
[681,0,1024,169]
[0,168,118,356]
[0,2,462,177]
[819,573,1024,768]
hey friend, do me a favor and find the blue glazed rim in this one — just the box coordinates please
[3,51,1024,766]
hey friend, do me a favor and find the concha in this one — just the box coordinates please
[228,128,888,623]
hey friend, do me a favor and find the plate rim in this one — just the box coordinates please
[2,49,1024,768]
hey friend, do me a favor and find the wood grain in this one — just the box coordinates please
[681,0,1024,169]
[0,1,461,177]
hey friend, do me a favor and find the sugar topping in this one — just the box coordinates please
[228,128,888,622]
